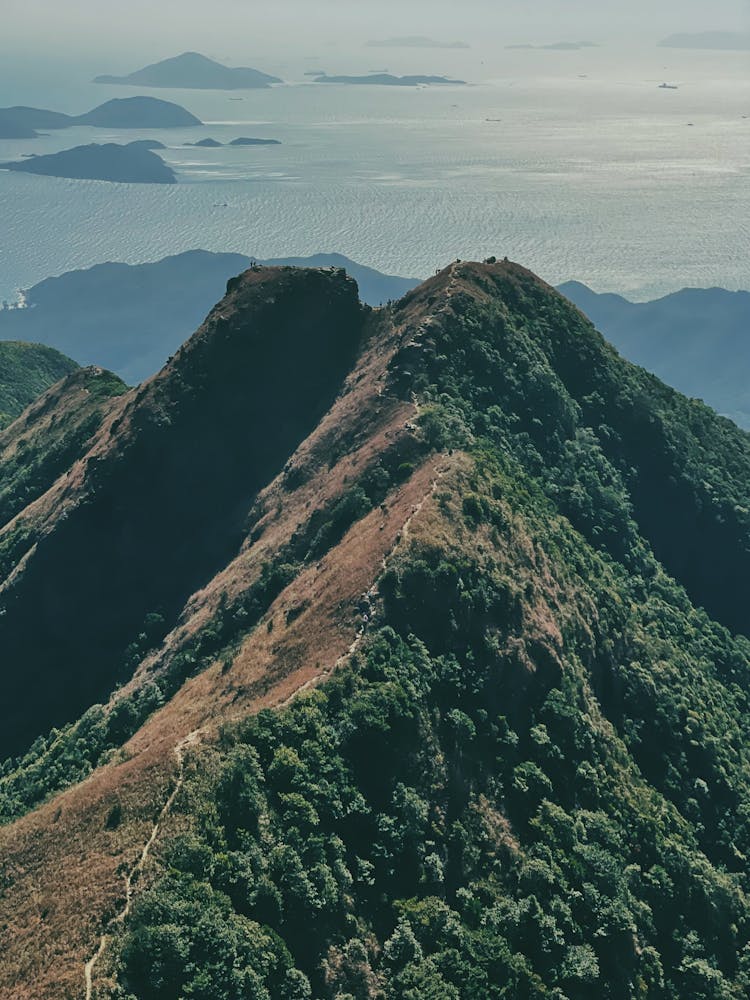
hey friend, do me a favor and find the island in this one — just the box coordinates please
[229,137,281,146]
[94,52,282,90]
[314,73,465,86]
[75,97,201,128]
[0,97,201,137]
[0,142,177,184]
[0,106,71,137]
[185,137,281,147]
[366,36,470,49]
[0,120,39,139]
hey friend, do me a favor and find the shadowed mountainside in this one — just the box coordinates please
[0,266,364,757]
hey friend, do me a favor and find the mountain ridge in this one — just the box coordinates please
[3,260,750,998]
[0,250,420,382]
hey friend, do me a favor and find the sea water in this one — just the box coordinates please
[0,43,748,301]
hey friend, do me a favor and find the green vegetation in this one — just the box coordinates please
[0,446,419,821]
[107,451,750,998]
[104,267,750,998]
[0,340,78,428]
[0,367,127,532]
[6,264,750,997]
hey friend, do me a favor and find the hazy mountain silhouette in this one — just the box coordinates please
[94,51,281,90]
[560,281,750,427]
[1,142,177,184]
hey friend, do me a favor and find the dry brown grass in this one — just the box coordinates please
[0,269,447,998]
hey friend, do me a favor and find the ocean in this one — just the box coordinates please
[1,43,748,302]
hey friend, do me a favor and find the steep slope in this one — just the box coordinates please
[0,366,127,528]
[559,280,750,427]
[0,266,364,757]
[3,261,750,998]
[0,340,78,428]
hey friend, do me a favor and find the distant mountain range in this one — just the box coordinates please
[559,281,750,428]
[1,142,176,184]
[1,257,748,429]
[0,251,420,384]
[0,97,201,138]
[94,52,281,90]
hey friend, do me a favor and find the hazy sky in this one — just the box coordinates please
[3,0,749,64]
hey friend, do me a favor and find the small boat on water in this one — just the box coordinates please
[659,82,679,89]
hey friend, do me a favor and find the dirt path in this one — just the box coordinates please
[83,730,200,999]
[82,463,447,994]
[276,461,446,713]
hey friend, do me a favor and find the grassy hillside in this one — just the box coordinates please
[0,366,128,530]
[3,262,750,998]
[0,340,78,428]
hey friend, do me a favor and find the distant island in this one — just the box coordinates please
[0,142,177,184]
[126,139,166,150]
[314,73,466,86]
[77,97,201,128]
[0,106,72,138]
[366,36,470,49]
[507,41,598,51]
[659,31,750,51]
[185,136,281,147]
[229,136,281,146]
[94,51,282,90]
[0,120,38,139]
[0,97,201,136]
